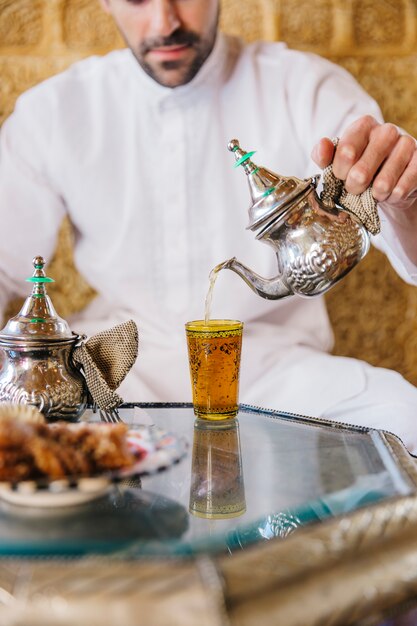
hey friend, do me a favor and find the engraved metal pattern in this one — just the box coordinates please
[222,495,417,597]
[262,194,370,297]
[0,557,228,626]
[381,432,417,486]
[259,512,302,539]
[220,491,417,626]
[283,209,368,295]
[0,342,87,421]
[225,190,370,300]
[224,140,370,300]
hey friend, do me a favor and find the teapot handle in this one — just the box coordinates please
[319,137,380,236]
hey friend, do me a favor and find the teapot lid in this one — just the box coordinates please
[228,139,317,234]
[0,256,74,343]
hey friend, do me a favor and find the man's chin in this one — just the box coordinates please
[147,68,191,88]
[134,52,201,88]
[155,60,188,85]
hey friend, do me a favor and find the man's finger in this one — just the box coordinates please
[372,135,416,202]
[332,115,378,180]
[343,122,400,194]
[387,148,417,204]
[311,137,335,168]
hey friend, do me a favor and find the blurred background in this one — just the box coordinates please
[0,0,416,385]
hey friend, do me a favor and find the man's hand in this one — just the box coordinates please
[311,115,417,205]
[311,115,417,265]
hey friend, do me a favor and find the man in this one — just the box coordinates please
[1,0,417,449]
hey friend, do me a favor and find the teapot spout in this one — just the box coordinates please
[223,257,292,300]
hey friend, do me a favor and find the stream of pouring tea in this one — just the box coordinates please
[204,260,233,323]
[204,267,219,324]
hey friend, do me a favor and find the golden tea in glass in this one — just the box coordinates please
[185,319,243,420]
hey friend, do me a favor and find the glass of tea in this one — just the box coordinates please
[185,319,243,420]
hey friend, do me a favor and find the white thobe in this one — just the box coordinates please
[0,34,416,429]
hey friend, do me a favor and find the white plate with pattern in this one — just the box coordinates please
[0,427,188,508]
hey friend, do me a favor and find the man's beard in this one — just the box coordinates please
[129,20,218,87]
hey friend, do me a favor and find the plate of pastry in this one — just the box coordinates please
[0,404,187,507]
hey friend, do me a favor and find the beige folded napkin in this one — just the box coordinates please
[73,319,139,410]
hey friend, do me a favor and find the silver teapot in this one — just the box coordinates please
[0,256,88,421]
[221,139,370,299]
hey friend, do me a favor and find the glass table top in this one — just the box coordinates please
[0,403,413,558]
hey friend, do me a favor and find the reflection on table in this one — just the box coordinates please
[0,403,412,558]
[189,417,245,519]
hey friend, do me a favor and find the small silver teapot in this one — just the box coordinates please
[0,256,88,421]
[222,139,370,299]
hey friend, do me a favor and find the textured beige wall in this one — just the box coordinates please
[1,0,417,384]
